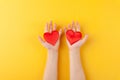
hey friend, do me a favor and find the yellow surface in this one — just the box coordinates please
[0,0,120,80]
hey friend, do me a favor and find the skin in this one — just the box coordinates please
[38,21,62,80]
[65,22,88,80]
[38,21,88,80]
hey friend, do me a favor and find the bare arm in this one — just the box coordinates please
[43,50,58,80]
[69,49,85,80]
[38,21,62,80]
[65,21,88,80]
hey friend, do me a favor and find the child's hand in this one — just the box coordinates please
[65,22,88,51]
[38,21,62,51]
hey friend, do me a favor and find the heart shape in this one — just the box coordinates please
[44,30,59,46]
[66,29,82,45]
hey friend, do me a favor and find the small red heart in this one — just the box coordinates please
[66,30,82,45]
[44,30,59,46]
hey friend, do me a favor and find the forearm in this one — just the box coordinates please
[43,49,58,80]
[69,49,85,80]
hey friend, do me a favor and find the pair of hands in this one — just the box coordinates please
[38,21,88,51]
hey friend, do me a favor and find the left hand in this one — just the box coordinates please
[38,21,62,51]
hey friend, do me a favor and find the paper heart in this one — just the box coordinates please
[66,30,82,45]
[44,30,59,46]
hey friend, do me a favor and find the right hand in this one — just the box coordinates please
[64,21,88,50]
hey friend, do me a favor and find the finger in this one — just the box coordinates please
[81,34,88,45]
[53,23,57,30]
[44,23,48,32]
[64,27,67,34]
[49,21,53,32]
[59,29,62,37]
[68,24,71,29]
[76,22,81,31]
[38,36,45,46]
[66,38,71,46]
[72,21,76,31]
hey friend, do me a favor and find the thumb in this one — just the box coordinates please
[80,34,88,45]
[38,36,45,46]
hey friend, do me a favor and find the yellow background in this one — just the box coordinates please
[0,0,120,80]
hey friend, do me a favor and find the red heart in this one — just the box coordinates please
[66,30,82,45]
[44,30,59,46]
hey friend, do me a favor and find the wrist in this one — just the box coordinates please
[69,48,80,52]
[48,49,58,55]
[69,48,80,55]
[47,49,58,60]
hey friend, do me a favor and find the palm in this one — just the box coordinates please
[65,22,88,49]
[42,39,60,50]
[38,21,62,51]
